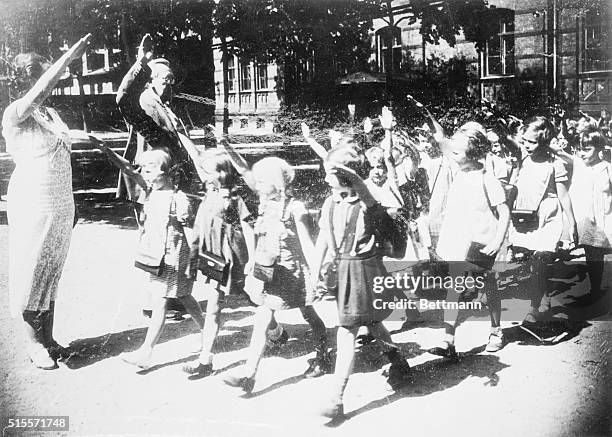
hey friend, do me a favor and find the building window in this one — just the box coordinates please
[582,10,611,72]
[225,56,236,92]
[256,64,268,89]
[483,11,514,77]
[240,62,252,91]
[376,26,402,74]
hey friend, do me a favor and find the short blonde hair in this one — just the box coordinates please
[137,148,172,172]
[251,157,294,194]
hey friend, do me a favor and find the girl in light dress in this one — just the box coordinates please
[430,127,511,356]
[95,144,205,370]
[221,155,331,392]
[571,127,612,306]
[510,117,578,323]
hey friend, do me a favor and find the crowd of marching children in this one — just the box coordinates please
[100,95,610,419]
[5,33,610,421]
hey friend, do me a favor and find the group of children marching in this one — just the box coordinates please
[95,101,611,420]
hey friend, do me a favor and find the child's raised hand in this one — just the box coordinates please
[137,34,153,61]
[379,106,395,131]
[206,123,225,144]
[329,129,342,148]
[363,117,373,134]
[301,122,311,139]
[406,94,424,109]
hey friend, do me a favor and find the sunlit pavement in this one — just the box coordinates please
[0,199,610,437]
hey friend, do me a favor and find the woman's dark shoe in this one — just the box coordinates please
[223,374,255,394]
[182,361,214,378]
[47,341,72,362]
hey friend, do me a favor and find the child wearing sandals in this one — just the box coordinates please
[430,127,511,356]
[312,146,412,419]
[222,156,331,393]
[182,149,255,377]
[95,144,205,370]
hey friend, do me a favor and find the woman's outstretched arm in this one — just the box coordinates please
[11,34,91,123]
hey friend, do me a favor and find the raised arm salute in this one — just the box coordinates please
[2,34,90,370]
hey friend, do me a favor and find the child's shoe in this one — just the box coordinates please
[384,348,413,390]
[485,327,505,352]
[304,344,332,378]
[428,341,458,360]
[223,373,255,394]
[121,350,151,370]
[182,361,214,378]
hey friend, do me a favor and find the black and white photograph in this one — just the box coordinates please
[0,0,610,435]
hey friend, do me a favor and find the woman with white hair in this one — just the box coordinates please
[2,34,91,369]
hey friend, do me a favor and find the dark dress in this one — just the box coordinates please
[319,195,398,327]
[192,187,252,295]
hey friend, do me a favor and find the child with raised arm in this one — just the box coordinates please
[429,127,511,356]
[94,141,204,369]
[182,149,255,377]
[216,133,332,385]
[311,146,412,419]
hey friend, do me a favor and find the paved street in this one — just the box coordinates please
[0,196,610,437]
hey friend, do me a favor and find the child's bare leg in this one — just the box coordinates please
[123,296,167,369]
[140,296,168,357]
[244,306,274,377]
[320,325,358,416]
[198,290,222,365]
[179,294,204,329]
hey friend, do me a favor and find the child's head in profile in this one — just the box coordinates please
[137,148,174,189]
[251,157,294,200]
[449,127,490,170]
[324,146,366,192]
[200,149,241,190]
[578,127,608,166]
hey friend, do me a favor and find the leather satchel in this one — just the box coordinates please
[252,249,278,283]
[252,261,276,283]
[199,250,231,286]
[511,209,539,233]
[465,241,496,270]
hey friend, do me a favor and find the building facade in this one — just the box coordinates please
[213,0,610,126]
[369,0,611,114]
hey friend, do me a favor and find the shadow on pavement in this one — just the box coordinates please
[326,352,510,426]
[75,194,138,230]
[62,309,255,369]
